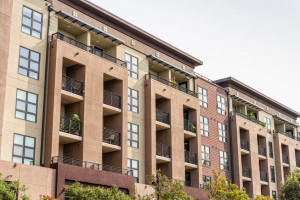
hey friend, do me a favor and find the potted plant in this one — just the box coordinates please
[70,114,81,135]
[262,122,267,127]
[191,124,197,132]
[170,76,177,88]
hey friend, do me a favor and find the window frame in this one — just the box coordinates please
[218,122,227,143]
[15,89,38,123]
[12,133,36,165]
[220,150,229,171]
[198,87,208,108]
[128,159,139,183]
[269,141,273,158]
[264,117,272,133]
[201,145,210,166]
[202,175,211,185]
[270,165,276,183]
[200,116,209,136]
[18,46,40,80]
[272,191,276,199]
[217,95,226,115]
[128,122,139,148]
[125,53,138,79]
[21,6,43,39]
[128,88,139,113]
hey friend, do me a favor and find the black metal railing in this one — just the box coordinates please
[297,159,300,168]
[51,156,131,175]
[51,32,126,67]
[242,167,251,178]
[185,151,197,165]
[184,181,199,188]
[258,145,266,157]
[103,128,121,146]
[145,73,197,98]
[156,142,171,158]
[240,139,249,151]
[103,90,121,109]
[60,116,82,136]
[260,171,268,182]
[274,129,300,142]
[184,118,197,133]
[156,109,170,125]
[231,111,265,127]
[62,75,84,96]
[282,155,289,164]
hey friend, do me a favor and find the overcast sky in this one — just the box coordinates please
[90,0,300,121]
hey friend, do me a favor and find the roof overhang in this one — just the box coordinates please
[147,55,196,78]
[56,10,125,45]
[231,95,264,111]
[273,115,299,127]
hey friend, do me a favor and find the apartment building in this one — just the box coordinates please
[0,0,299,199]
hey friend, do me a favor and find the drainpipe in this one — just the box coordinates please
[40,5,54,166]
[226,90,234,183]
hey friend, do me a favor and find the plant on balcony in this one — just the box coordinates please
[194,93,199,98]
[170,77,177,88]
[61,82,65,90]
[70,114,81,135]
[262,122,267,127]
[248,112,256,119]
[279,169,300,200]
[191,124,197,131]
[0,173,30,200]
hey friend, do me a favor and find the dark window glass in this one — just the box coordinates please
[128,88,138,113]
[15,89,38,122]
[18,47,40,79]
[125,53,138,79]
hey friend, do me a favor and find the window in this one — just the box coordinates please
[218,122,227,142]
[269,141,273,158]
[264,117,271,133]
[128,88,138,113]
[21,6,42,39]
[125,53,138,79]
[272,191,277,199]
[220,150,229,171]
[217,95,226,115]
[18,47,40,79]
[202,175,211,187]
[198,87,208,108]
[128,123,139,148]
[201,145,210,166]
[128,159,139,183]
[270,166,276,183]
[200,116,209,136]
[15,89,38,122]
[12,134,35,165]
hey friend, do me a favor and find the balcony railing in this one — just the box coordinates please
[242,167,251,178]
[51,156,131,175]
[184,118,197,133]
[59,116,82,136]
[260,171,268,182]
[184,181,199,188]
[231,111,265,127]
[103,128,121,146]
[62,75,84,96]
[51,32,126,68]
[240,139,249,151]
[297,159,300,168]
[145,73,197,98]
[103,90,121,109]
[274,129,300,142]
[258,145,266,157]
[282,155,289,164]
[185,151,197,165]
[156,109,170,125]
[156,142,171,158]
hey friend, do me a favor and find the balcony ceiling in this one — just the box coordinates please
[231,95,264,111]
[273,115,298,127]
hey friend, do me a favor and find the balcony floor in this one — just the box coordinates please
[156,121,170,131]
[260,181,269,186]
[184,130,196,139]
[242,176,252,182]
[241,149,250,155]
[185,162,198,169]
[61,90,83,104]
[103,104,121,116]
[59,131,82,144]
[282,163,289,168]
[156,155,171,164]
[258,155,267,160]
[102,142,121,153]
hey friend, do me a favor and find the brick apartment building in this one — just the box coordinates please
[0,0,299,199]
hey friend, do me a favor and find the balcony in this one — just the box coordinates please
[51,156,131,175]
[156,142,171,163]
[232,111,266,127]
[51,32,125,68]
[103,90,121,116]
[242,167,251,181]
[296,160,300,168]
[258,145,266,159]
[185,151,197,169]
[145,73,197,98]
[274,129,300,142]
[260,171,268,184]
[184,119,197,138]
[61,75,84,104]
[240,139,249,154]
[184,181,199,188]
[156,109,170,130]
[59,116,82,144]
[102,128,121,153]
[282,155,289,166]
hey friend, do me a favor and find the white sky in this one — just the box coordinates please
[90,0,300,121]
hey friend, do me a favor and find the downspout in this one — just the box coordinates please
[226,90,234,183]
[40,5,54,166]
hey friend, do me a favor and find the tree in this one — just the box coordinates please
[254,195,273,200]
[279,169,300,200]
[205,170,249,200]
[0,173,30,200]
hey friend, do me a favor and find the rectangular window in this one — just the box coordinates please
[198,87,208,108]
[272,191,276,199]
[217,95,226,115]
[15,89,38,122]
[128,159,139,183]
[128,88,139,113]
[200,116,209,136]
[202,175,211,185]
[12,134,35,165]
[125,53,138,79]
[201,145,210,166]
[21,6,42,39]
[269,141,273,158]
[128,123,139,148]
[264,117,271,133]
[218,122,227,143]
[18,47,40,80]
[220,150,229,171]
[270,166,276,183]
